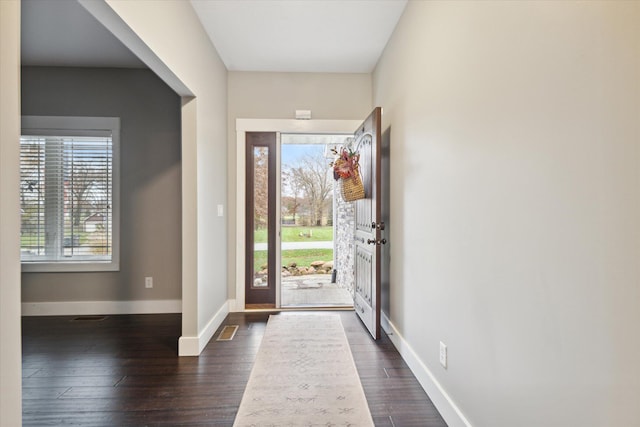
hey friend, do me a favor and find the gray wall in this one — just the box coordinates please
[374,1,640,426]
[21,66,181,303]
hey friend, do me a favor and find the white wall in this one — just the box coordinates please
[227,71,372,300]
[0,1,22,425]
[374,1,640,426]
[82,0,228,353]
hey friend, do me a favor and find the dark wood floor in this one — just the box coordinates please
[22,311,447,426]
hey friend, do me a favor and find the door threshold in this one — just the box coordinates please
[244,306,354,313]
[245,303,276,310]
[281,306,354,311]
[281,305,354,310]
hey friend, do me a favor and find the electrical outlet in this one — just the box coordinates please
[145,276,153,289]
[439,341,448,369]
[217,204,224,217]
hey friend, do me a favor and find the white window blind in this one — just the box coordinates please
[20,116,120,272]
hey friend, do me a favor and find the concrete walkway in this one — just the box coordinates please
[254,241,334,251]
[281,274,353,307]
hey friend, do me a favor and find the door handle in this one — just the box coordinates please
[367,238,387,246]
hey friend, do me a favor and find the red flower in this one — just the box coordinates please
[331,148,359,180]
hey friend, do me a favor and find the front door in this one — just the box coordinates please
[353,107,384,340]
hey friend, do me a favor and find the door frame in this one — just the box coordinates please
[235,119,361,311]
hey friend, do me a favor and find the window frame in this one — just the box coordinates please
[20,116,120,272]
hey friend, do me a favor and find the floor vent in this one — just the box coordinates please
[216,325,239,341]
[71,315,107,322]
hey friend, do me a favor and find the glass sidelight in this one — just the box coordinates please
[252,145,269,288]
[245,132,276,305]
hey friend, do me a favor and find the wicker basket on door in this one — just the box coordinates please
[341,168,365,202]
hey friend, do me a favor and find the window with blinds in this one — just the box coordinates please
[20,116,120,272]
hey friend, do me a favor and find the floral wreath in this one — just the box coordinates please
[330,138,359,181]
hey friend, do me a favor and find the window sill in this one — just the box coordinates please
[21,261,120,273]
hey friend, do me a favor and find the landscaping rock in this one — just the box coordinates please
[322,261,334,269]
[310,260,325,267]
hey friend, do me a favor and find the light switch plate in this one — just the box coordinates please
[439,341,447,368]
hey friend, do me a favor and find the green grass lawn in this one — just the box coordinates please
[253,226,333,243]
[253,248,333,271]
[21,232,91,247]
[20,234,41,247]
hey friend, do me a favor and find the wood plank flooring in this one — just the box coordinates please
[22,311,447,426]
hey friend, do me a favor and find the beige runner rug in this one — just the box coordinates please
[233,314,374,427]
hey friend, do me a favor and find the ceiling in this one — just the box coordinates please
[190,0,407,73]
[21,0,407,73]
[21,0,145,68]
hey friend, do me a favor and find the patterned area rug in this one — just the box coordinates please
[233,314,374,427]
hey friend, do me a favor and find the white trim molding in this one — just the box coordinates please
[178,299,230,356]
[236,119,361,134]
[22,299,182,316]
[381,313,473,427]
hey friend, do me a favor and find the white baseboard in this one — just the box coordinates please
[178,299,230,356]
[22,299,182,316]
[381,313,473,427]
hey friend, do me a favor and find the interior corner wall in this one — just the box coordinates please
[0,1,23,425]
[373,1,640,426]
[99,0,228,339]
[226,71,373,300]
[20,67,182,305]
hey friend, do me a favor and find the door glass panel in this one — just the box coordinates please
[252,146,269,288]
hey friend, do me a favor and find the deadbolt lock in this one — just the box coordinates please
[367,238,387,246]
[371,221,385,230]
